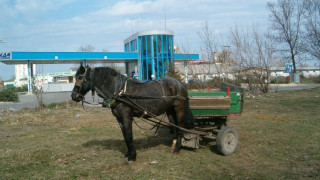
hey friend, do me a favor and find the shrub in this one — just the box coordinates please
[15,85,28,92]
[166,63,183,82]
[298,74,320,84]
[312,76,320,83]
[0,87,19,102]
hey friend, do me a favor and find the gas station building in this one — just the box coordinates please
[0,30,199,92]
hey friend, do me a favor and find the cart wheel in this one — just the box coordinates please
[216,126,238,156]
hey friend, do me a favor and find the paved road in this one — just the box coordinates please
[0,91,102,111]
[0,92,73,111]
[1,84,320,111]
[269,84,320,92]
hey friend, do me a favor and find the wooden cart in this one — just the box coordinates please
[183,82,244,156]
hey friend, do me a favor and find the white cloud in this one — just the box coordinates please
[0,0,77,23]
[107,0,153,16]
[14,0,77,13]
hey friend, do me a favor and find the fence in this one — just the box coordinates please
[42,83,75,92]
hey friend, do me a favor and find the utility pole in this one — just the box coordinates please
[163,0,167,30]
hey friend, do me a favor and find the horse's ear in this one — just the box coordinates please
[79,65,86,74]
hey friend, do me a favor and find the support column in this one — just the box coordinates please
[83,59,87,67]
[125,62,129,76]
[138,36,143,80]
[184,61,189,84]
[151,35,155,80]
[27,60,33,93]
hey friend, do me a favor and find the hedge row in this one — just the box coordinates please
[0,87,19,102]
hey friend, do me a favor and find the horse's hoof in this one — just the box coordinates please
[124,157,135,164]
[170,139,177,153]
[173,150,180,155]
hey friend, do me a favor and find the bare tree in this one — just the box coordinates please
[176,39,194,84]
[267,0,305,73]
[230,24,275,93]
[198,21,225,89]
[76,45,95,68]
[302,0,320,62]
[253,28,275,93]
[33,65,44,111]
[78,45,95,52]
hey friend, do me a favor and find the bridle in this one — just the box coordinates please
[72,68,88,100]
[72,66,126,109]
[72,67,95,103]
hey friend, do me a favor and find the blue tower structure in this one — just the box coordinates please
[124,30,174,80]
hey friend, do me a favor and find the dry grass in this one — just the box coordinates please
[0,88,320,179]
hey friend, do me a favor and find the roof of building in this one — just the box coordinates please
[175,62,233,75]
[124,30,174,43]
[0,51,199,64]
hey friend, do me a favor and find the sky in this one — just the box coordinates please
[0,0,270,80]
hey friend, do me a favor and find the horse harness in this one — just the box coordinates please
[74,68,205,135]
[104,77,204,135]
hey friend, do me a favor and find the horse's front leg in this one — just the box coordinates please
[113,107,136,162]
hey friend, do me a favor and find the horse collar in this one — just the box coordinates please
[118,79,128,96]
[108,99,117,109]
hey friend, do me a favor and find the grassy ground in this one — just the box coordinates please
[0,88,319,179]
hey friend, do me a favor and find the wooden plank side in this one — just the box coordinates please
[189,96,231,107]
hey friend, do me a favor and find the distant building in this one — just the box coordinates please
[32,71,74,92]
[176,61,320,83]
[15,64,36,87]
[175,61,234,82]
[270,66,320,78]
[1,30,199,92]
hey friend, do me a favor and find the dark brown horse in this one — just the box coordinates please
[71,65,194,162]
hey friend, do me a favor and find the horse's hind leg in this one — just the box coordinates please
[167,109,178,153]
[167,104,185,154]
[167,108,176,134]
[183,99,194,129]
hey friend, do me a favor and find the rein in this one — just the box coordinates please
[108,77,200,134]
[115,96,206,135]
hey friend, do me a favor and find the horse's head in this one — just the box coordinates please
[71,65,93,102]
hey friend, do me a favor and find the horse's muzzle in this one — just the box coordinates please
[71,93,82,102]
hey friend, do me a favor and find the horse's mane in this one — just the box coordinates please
[94,67,121,77]
[94,66,145,84]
